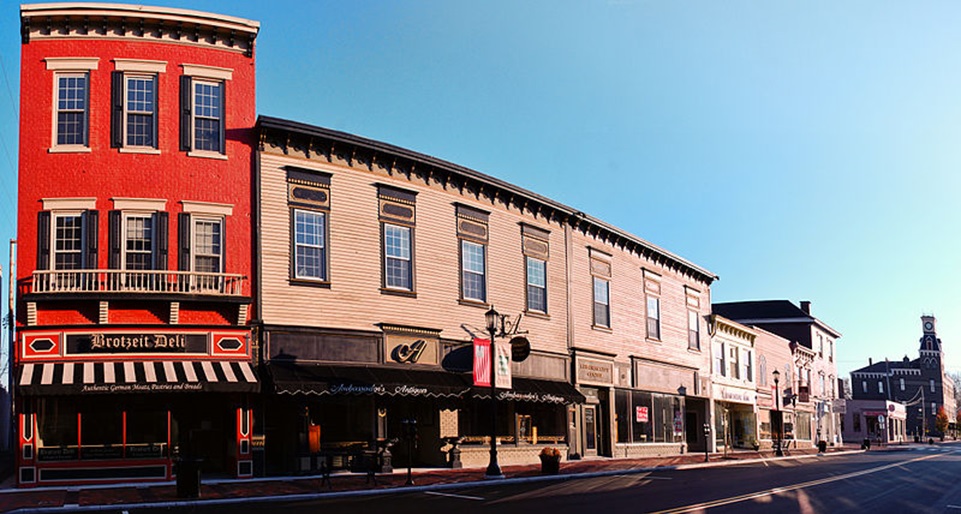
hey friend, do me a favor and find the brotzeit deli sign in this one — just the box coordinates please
[66,333,208,355]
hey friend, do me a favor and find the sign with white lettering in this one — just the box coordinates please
[65,333,207,354]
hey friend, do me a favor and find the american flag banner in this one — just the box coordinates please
[473,338,491,387]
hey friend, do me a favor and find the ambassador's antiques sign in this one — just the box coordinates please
[383,329,439,366]
[66,333,207,354]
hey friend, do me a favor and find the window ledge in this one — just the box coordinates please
[187,150,228,161]
[119,147,161,155]
[380,288,416,298]
[687,347,701,353]
[458,298,489,309]
[524,310,550,321]
[591,324,612,334]
[48,146,91,154]
[290,278,330,289]
[646,337,662,344]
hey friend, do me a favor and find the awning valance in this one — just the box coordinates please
[473,377,586,405]
[267,362,472,398]
[17,360,258,395]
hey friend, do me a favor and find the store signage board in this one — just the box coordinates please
[65,333,207,355]
[636,406,649,423]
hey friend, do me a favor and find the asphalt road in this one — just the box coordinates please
[125,446,961,514]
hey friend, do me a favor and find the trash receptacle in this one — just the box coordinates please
[862,438,871,450]
[176,458,203,498]
[818,440,827,453]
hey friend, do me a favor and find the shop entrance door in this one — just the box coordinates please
[584,406,598,456]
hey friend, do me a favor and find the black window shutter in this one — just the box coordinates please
[154,211,169,270]
[219,83,226,154]
[37,211,50,270]
[110,71,123,148]
[152,74,159,149]
[83,210,98,269]
[179,75,192,152]
[108,211,121,269]
[178,213,191,271]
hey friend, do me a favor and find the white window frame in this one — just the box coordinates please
[461,240,486,302]
[900,378,905,391]
[714,342,725,377]
[525,256,547,313]
[52,72,90,150]
[862,380,867,393]
[191,215,223,273]
[688,310,700,350]
[123,74,157,149]
[293,209,327,281]
[122,212,155,270]
[52,211,84,270]
[646,296,660,340]
[383,223,412,291]
[191,79,223,154]
[728,345,740,379]
[878,381,884,394]
[592,277,610,328]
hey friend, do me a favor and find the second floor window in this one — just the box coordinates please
[688,311,699,349]
[714,342,725,376]
[124,214,154,270]
[647,296,660,339]
[900,378,905,391]
[593,277,610,328]
[461,240,486,302]
[931,379,936,392]
[878,381,884,394]
[56,73,88,147]
[384,224,412,290]
[192,218,222,273]
[294,210,326,281]
[526,257,547,313]
[54,213,84,270]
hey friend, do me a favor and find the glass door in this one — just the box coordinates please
[584,406,597,453]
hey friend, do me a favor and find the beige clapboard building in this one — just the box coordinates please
[253,116,717,474]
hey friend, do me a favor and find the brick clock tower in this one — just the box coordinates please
[916,315,953,438]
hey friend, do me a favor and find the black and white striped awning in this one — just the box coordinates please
[17,361,258,395]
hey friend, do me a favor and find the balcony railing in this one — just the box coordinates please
[31,270,246,296]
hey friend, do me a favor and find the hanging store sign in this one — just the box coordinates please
[65,333,207,355]
[384,331,439,365]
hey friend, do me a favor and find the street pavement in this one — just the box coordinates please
[0,441,932,513]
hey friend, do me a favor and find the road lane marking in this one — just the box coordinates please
[946,505,961,509]
[649,453,943,514]
[424,491,485,501]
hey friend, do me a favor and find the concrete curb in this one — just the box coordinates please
[8,449,869,513]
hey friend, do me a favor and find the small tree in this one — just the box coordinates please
[936,406,950,436]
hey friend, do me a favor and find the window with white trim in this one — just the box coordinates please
[192,217,223,273]
[384,223,412,290]
[931,379,936,393]
[54,213,84,270]
[714,342,725,376]
[125,75,156,147]
[462,240,486,302]
[900,378,905,391]
[55,73,89,147]
[878,381,884,394]
[526,257,547,313]
[193,80,222,152]
[294,209,326,281]
[593,277,610,328]
[123,214,154,270]
[647,297,660,339]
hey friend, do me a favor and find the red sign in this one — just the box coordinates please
[473,338,491,387]
[636,406,649,423]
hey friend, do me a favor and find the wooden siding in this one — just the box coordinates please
[258,151,570,356]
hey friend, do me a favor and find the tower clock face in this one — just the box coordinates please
[925,321,934,331]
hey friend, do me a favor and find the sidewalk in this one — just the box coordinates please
[0,442,888,513]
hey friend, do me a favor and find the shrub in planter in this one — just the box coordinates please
[539,447,561,475]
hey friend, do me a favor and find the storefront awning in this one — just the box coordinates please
[17,360,259,395]
[267,362,472,398]
[473,377,586,405]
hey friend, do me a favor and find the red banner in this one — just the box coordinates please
[473,338,491,387]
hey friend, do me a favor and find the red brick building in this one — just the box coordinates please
[14,4,259,486]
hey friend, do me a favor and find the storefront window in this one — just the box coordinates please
[37,398,78,449]
[126,408,168,458]
[758,409,771,439]
[615,389,630,443]
[796,412,812,440]
[80,400,123,459]
[631,391,653,442]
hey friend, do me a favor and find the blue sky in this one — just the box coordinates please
[1,1,960,382]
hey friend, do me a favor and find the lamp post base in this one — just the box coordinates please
[485,458,504,479]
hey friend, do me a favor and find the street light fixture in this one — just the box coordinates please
[484,305,505,479]
[773,369,783,457]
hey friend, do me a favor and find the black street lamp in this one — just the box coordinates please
[484,306,505,479]
[773,369,783,457]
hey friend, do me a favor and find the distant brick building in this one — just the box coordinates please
[849,316,957,439]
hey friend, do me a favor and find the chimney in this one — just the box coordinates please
[800,301,811,315]
[869,358,873,366]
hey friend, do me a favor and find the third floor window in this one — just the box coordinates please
[56,73,88,147]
